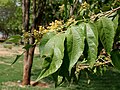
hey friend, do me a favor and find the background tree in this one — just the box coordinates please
[0,0,22,38]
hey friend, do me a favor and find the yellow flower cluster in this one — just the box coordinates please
[23,32,30,38]
[32,20,63,42]
[23,31,31,43]
[81,1,90,9]
[38,26,49,34]
[59,4,64,12]
[47,20,63,31]
[33,29,41,39]
[66,17,76,27]
[22,19,76,44]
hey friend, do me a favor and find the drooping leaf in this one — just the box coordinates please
[22,44,33,51]
[66,23,85,72]
[85,22,98,67]
[96,17,115,54]
[11,52,24,65]
[113,14,119,31]
[5,35,22,43]
[40,33,65,70]
[37,47,63,80]
[42,33,65,58]
[40,47,63,79]
[39,32,56,57]
[111,50,120,71]
[37,33,65,80]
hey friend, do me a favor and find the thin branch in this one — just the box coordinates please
[70,0,79,17]
[76,60,111,70]
[90,6,120,21]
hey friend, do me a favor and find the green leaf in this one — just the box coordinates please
[11,52,24,65]
[85,22,98,67]
[96,17,115,53]
[23,44,33,51]
[111,50,120,71]
[37,47,63,80]
[57,40,70,83]
[113,14,119,31]
[39,32,56,57]
[41,33,65,70]
[42,33,65,58]
[52,71,64,87]
[66,23,85,72]
[5,35,22,43]
[37,33,65,80]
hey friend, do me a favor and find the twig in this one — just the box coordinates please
[76,60,111,70]
[90,6,120,21]
[70,0,79,17]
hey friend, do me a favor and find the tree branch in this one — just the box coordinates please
[70,0,79,17]
[76,60,111,71]
[90,6,120,21]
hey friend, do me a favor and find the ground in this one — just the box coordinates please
[0,43,39,56]
[0,43,120,90]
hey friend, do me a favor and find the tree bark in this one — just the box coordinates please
[22,0,46,85]
[70,0,78,17]
[36,0,46,25]
[22,0,32,85]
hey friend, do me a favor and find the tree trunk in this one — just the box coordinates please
[22,0,46,85]
[22,0,32,85]
[22,45,35,85]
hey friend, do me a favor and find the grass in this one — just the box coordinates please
[0,55,120,90]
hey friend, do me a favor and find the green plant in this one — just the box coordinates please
[36,10,119,86]
[6,0,120,87]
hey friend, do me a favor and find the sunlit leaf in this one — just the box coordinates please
[5,35,22,43]
[42,33,65,58]
[39,32,56,57]
[37,33,65,80]
[113,14,119,31]
[96,17,115,54]
[37,47,63,80]
[66,23,85,72]
[85,22,98,67]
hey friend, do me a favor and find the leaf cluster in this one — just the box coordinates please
[37,14,119,86]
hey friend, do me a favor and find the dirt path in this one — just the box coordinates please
[0,44,39,56]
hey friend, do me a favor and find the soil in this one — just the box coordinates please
[0,44,39,56]
[2,81,49,88]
